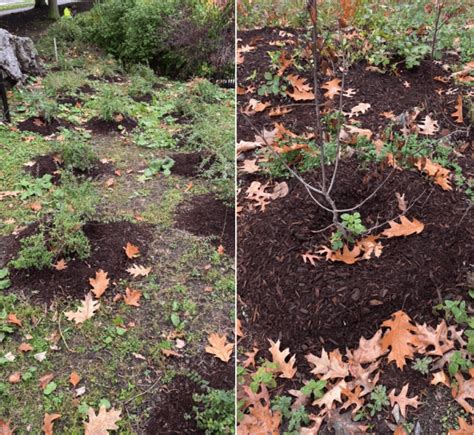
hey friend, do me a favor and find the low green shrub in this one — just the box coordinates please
[11,176,97,270]
[55,130,97,172]
[193,388,234,434]
[10,233,54,270]
[51,0,234,79]
[85,86,132,121]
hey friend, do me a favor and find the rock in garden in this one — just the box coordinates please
[0,28,43,83]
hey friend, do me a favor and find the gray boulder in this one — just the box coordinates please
[0,28,43,84]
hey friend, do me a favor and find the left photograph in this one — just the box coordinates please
[0,0,235,433]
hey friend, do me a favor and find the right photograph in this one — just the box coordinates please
[236,0,473,433]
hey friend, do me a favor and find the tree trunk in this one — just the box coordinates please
[48,0,60,20]
[34,0,47,7]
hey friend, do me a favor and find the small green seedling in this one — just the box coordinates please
[138,157,175,182]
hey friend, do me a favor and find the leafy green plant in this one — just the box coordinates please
[258,72,287,97]
[366,385,389,417]
[300,379,327,400]
[249,362,278,392]
[10,233,55,270]
[271,396,310,435]
[448,351,473,376]
[193,388,234,434]
[86,86,131,121]
[411,357,433,375]
[0,269,11,290]
[55,131,97,172]
[12,176,97,270]
[43,70,87,96]
[138,157,175,182]
[17,175,53,200]
[330,212,367,249]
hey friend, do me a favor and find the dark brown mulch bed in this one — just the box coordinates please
[237,28,470,142]
[84,116,138,135]
[17,117,71,136]
[4,221,153,302]
[238,160,474,357]
[146,355,234,434]
[170,152,208,177]
[174,194,235,256]
[26,153,114,185]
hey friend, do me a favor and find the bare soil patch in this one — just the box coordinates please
[25,153,115,184]
[84,116,138,135]
[4,221,154,302]
[174,194,235,255]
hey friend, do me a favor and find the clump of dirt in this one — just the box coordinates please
[57,95,83,106]
[4,221,154,302]
[84,116,138,135]
[17,117,71,136]
[169,111,193,125]
[25,153,115,185]
[146,375,202,434]
[174,194,235,255]
[146,355,233,434]
[169,152,209,177]
[238,159,474,357]
[131,93,153,104]
[77,84,96,95]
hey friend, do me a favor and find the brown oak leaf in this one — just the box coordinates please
[89,270,109,298]
[268,339,297,379]
[388,384,420,418]
[84,406,121,435]
[205,333,233,362]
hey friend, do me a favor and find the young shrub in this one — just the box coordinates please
[10,233,54,270]
[43,70,87,96]
[86,85,131,121]
[193,388,234,434]
[55,130,97,172]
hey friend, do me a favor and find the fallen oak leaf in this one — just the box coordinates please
[382,216,424,238]
[53,259,67,271]
[0,419,14,435]
[381,311,420,369]
[417,115,439,136]
[7,313,22,327]
[388,384,420,418]
[269,106,293,117]
[161,348,182,358]
[205,333,234,362]
[39,373,55,390]
[127,264,151,278]
[65,293,100,324]
[18,342,33,352]
[448,417,474,435]
[321,78,342,99]
[239,159,260,174]
[123,287,141,307]
[84,406,121,435]
[268,339,297,379]
[42,413,61,435]
[70,371,81,387]
[8,372,21,384]
[453,369,474,414]
[241,98,271,116]
[123,242,140,259]
[415,158,452,191]
[89,269,109,298]
[349,102,371,117]
[431,371,450,387]
[451,95,464,124]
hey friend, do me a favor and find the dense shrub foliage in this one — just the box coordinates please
[50,0,234,78]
